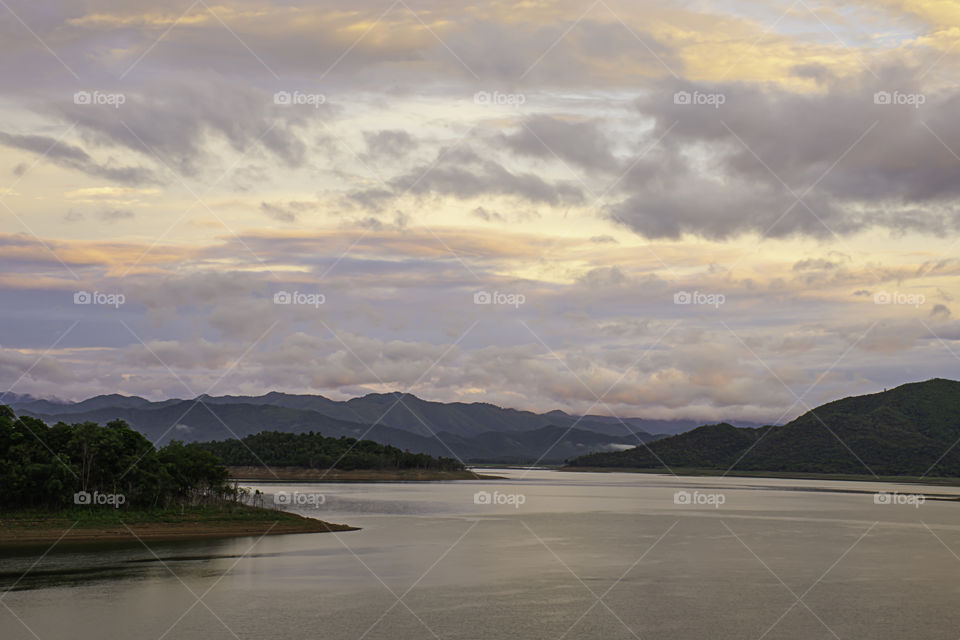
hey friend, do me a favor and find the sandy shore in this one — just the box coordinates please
[227,466,502,482]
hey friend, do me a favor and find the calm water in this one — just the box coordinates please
[3,470,960,639]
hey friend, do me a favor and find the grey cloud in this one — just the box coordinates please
[608,68,960,239]
[500,115,618,172]
[363,130,416,160]
[379,145,585,206]
[793,258,839,271]
[99,209,134,222]
[577,265,629,288]
[48,81,316,177]
[471,206,504,222]
[260,200,315,223]
[0,132,156,184]
[931,304,951,318]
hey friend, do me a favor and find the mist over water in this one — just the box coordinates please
[4,470,960,639]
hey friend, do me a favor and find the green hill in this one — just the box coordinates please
[193,430,466,471]
[567,379,960,477]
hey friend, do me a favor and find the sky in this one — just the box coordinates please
[0,0,958,423]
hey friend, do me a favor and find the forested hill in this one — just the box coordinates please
[567,378,960,477]
[194,430,466,471]
[0,406,229,510]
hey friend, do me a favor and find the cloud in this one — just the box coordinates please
[500,115,618,172]
[793,258,839,271]
[99,209,134,222]
[260,200,315,223]
[470,206,504,222]
[608,68,960,239]
[363,130,416,160]
[931,304,951,318]
[358,145,585,206]
[48,80,319,177]
[0,132,156,184]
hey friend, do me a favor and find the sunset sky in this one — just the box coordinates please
[1,0,959,423]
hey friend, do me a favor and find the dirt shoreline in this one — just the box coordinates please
[0,512,358,549]
[560,466,960,486]
[227,466,502,482]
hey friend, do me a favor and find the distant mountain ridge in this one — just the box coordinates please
[568,378,960,476]
[9,391,715,463]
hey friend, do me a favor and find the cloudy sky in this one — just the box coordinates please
[1,0,959,423]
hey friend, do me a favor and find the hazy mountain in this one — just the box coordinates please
[193,391,683,437]
[568,379,960,476]
[12,395,659,463]
[9,393,160,415]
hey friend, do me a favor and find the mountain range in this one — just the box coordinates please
[568,378,960,477]
[4,391,728,463]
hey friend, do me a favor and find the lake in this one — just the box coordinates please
[3,469,960,639]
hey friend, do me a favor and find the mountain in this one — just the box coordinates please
[8,393,162,416]
[12,396,659,463]
[192,391,688,438]
[568,379,960,476]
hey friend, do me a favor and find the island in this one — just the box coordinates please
[0,406,359,548]
[194,430,501,481]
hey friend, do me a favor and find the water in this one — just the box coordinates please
[3,470,960,639]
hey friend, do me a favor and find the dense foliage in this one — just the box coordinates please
[194,430,466,471]
[0,405,230,510]
[568,379,960,476]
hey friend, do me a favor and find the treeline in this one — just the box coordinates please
[0,406,231,510]
[195,430,466,471]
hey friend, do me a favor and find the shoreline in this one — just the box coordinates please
[227,466,503,482]
[0,507,358,550]
[560,466,960,486]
